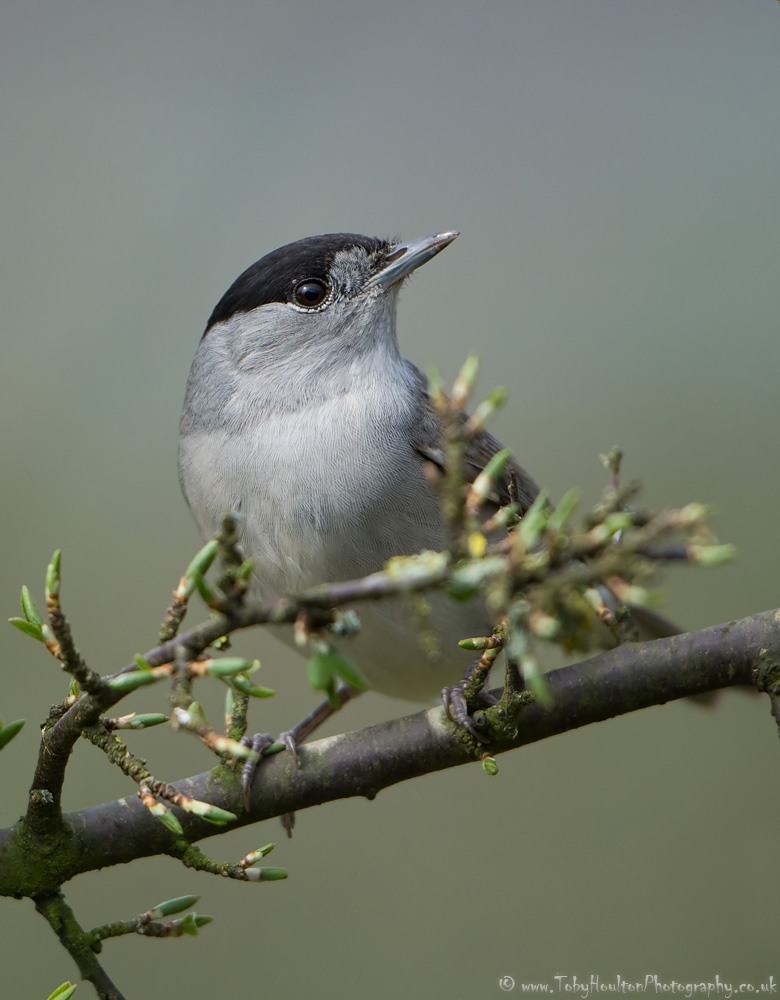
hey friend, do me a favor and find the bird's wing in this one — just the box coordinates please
[412,388,540,516]
[412,384,681,643]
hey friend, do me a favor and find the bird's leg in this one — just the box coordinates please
[240,683,363,809]
[441,656,498,743]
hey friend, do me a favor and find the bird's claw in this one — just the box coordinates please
[278,729,300,767]
[441,683,491,743]
[240,732,275,810]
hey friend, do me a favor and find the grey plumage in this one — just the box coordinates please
[178,232,540,700]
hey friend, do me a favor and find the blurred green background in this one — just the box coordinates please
[2,0,779,996]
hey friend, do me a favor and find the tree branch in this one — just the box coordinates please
[3,608,777,897]
[34,892,125,1000]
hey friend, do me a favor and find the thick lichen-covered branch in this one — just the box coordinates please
[2,608,776,898]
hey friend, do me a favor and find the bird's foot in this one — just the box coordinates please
[441,675,497,743]
[239,732,276,809]
[239,683,363,812]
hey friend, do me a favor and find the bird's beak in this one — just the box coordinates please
[366,231,460,290]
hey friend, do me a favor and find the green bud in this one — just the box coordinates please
[451,354,480,407]
[221,739,259,761]
[678,502,712,525]
[689,543,737,567]
[427,366,442,396]
[150,804,184,836]
[133,653,152,670]
[133,713,168,729]
[203,657,258,678]
[467,387,509,432]
[469,449,512,504]
[485,502,520,531]
[148,894,200,919]
[181,540,219,598]
[600,446,623,477]
[240,845,276,867]
[0,719,25,752]
[45,549,62,603]
[186,799,237,825]
[186,701,207,724]
[106,670,160,694]
[458,636,491,650]
[481,756,499,776]
[8,617,44,642]
[46,985,78,1000]
[245,866,288,882]
[516,490,550,550]
[176,912,201,936]
[547,488,581,535]
[193,572,222,608]
[603,511,633,534]
[225,675,276,698]
[112,713,168,730]
[235,558,255,581]
[484,385,509,408]
[20,585,44,625]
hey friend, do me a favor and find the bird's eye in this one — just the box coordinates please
[293,279,329,308]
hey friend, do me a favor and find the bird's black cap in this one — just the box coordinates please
[205,233,388,334]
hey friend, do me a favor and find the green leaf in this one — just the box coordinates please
[307,647,368,708]
[177,912,200,936]
[0,719,24,751]
[9,617,44,642]
[21,585,44,625]
[307,652,337,707]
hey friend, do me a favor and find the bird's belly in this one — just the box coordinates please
[180,419,446,587]
[179,414,488,701]
[271,590,489,702]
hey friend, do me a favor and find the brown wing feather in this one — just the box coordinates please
[412,388,681,642]
[413,390,540,516]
